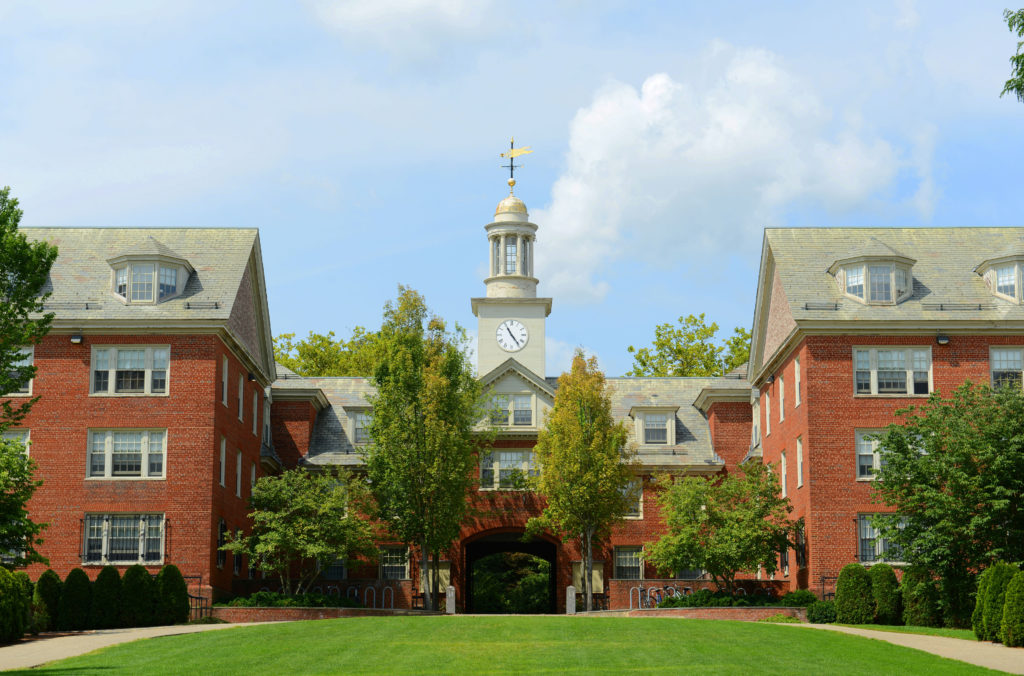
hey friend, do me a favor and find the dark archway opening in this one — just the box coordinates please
[465,533,556,613]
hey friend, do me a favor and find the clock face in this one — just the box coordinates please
[496,319,529,352]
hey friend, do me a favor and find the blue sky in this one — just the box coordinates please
[2,1,1023,376]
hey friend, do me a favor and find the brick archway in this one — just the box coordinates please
[463,529,558,613]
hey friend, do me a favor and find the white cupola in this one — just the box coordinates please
[485,178,539,299]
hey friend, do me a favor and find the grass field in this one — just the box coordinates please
[838,624,978,640]
[4,617,1001,675]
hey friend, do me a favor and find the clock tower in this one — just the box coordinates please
[471,176,552,377]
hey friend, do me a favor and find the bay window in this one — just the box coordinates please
[841,263,912,304]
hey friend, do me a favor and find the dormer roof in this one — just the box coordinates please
[826,237,915,274]
[107,235,193,272]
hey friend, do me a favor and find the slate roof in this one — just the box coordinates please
[765,227,1024,324]
[274,373,745,471]
[22,227,258,323]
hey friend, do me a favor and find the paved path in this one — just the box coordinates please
[0,622,272,672]
[784,623,1024,674]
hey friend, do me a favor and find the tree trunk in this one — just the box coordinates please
[430,550,440,610]
[420,538,433,611]
[583,528,594,612]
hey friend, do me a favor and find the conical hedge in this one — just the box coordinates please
[57,568,92,631]
[835,563,874,624]
[90,566,122,629]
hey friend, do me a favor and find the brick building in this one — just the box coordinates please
[9,191,1021,609]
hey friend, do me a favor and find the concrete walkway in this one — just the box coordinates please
[783,623,1024,674]
[0,622,271,672]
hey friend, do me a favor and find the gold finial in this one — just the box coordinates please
[500,137,532,189]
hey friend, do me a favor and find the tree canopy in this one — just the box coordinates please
[221,467,375,595]
[527,350,638,611]
[1002,8,1024,102]
[871,382,1024,627]
[626,313,750,377]
[273,327,380,377]
[363,286,486,611]
[646,461,794,593]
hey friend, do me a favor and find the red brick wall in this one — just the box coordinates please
[8,333,264,597]
[269,400,316,468]
[706,400,753,472]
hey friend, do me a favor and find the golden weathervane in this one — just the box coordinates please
[500,137,533,186]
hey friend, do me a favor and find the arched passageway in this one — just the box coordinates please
[464,531,557,613]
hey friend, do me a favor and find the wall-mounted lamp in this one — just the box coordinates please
[247,372,256,382]
[70,333,83,344]
[936,333,950,346]
[767,375,775,384]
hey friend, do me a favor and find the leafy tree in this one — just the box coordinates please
[155,564,190,625]
[364,286,486,612]
[835,563,874,624]
[273,327,380,376]
[626,313,750,376]
[527,351,637,612]
[0,187,56,569]
[120,565,155,627]
[1002,9,1024,102]
[647,460,793,594]
[32,569,61,631]
[868,563,901,625]
[89,566,121,629]
[872,383,1024,627]
[901,567,941,628]
[222,467,375,596]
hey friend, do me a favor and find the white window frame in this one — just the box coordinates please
[855,429,887,481]
[764,391,771,436]
[87,429,166,480]
[235,450,242,497]
[794,355,801,407]
[237,374,245,421]
[778,376,785,422]
[8,347,33,396]
[111,261,184,304]
[219,437,226,487]
[252,392,259,436]
[632,408,677,446]
[83,513,165,565]
[842,263,912,304]
[796,437,803,488]
[90,345,170,396]
[478,449,538,490]
[993,263,1020,302]
[780,451,787,498]
[1,429,30,455]
[751,398,761,448]
[990,347,1024,388]
[622,479,643,520]
[380,546,409,580]
[857,514,907,565]
[221,356,229,406]
[852,346,932,396]
[613,546,643,580]
[351,410,372,445]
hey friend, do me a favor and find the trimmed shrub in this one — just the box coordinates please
[57,568,92,631]
[220,591,362,608]
[120,565,156,627]
[868,563,901,625]
[758,613,802,623]
[33,569,61,631]
[155,565,190,625]
[807,600,837,624]
[981,562,1018,642]
[835,563,874,624]
[90,566,122,629]
[1000,570,1024,647]
[973,567,993,639]
[779,590,818,607]
[13,572,33,632]
[0,567,28,643]
[901,567,940,628]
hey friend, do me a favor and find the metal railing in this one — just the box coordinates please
[183,575,211,620]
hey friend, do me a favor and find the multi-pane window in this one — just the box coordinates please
[513,395,532,426]
[221,356,229,405]
[324,557,347,580]
[492,238,500,276]
[845,266,864,298]
[88,430,165,478]
[868,265,891,301]
[479,450,537,489]
[780,451,787,498]
[158,266,177,298]
[856,429,886,480]
[130,264,154,301]
[991,348,1024,388]
[252,392,259,435]
[622,480,642,519]
[794,356,801,407]
[263,401,272,445]
[778,376,785,421]
[644,414,668,444]
[490,396,509,425]
[92,346,169,395]
[9,347,33,394]
[219,437,226,486]
[765,392,771,436]
[853,347,930,395]
[675,567,705,580]
[233,529,242,575]
[380,546,408,580]
[521,238,529,275]
[614,547,642,580]
[353,412,371,444]
[751,399,761,448]
[84,514,164,564]
[217,519,227,568]
[116,268,128,297]
[235,450,242,497]
[796,437,804,488]
[780,545,789,576]
[1,430,29,454]
[237,374,244,420]
[505,238,517,274]
[857,514,905,563]
[997,265,1017,298]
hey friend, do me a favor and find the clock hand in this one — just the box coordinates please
[505,326,520,346]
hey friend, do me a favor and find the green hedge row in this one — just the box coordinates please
[657,588,818,609]
[834,563,909,626]
[217,591,363,608]
[972,563,1024,646]
[1,564,190,643]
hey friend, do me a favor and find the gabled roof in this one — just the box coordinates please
[107,235,193,271]
[23,227,276,382]
[750,227,1024,383]
[272,377,375,468]
[825,236,915,274]
[479,357,555,398]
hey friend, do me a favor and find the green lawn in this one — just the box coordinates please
[5,617,1003,675]
[838,624,978,640]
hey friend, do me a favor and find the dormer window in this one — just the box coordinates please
[977,245,1024,303]
[829,239,915,306]
[630,406,679,447]
[107,237,193,305]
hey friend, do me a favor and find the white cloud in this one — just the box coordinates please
[307,0,496,57]
[533,45,920,305]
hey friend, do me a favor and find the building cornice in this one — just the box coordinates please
[270,386,330,411]
[693,387,752,414]
[471,296,552,316]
